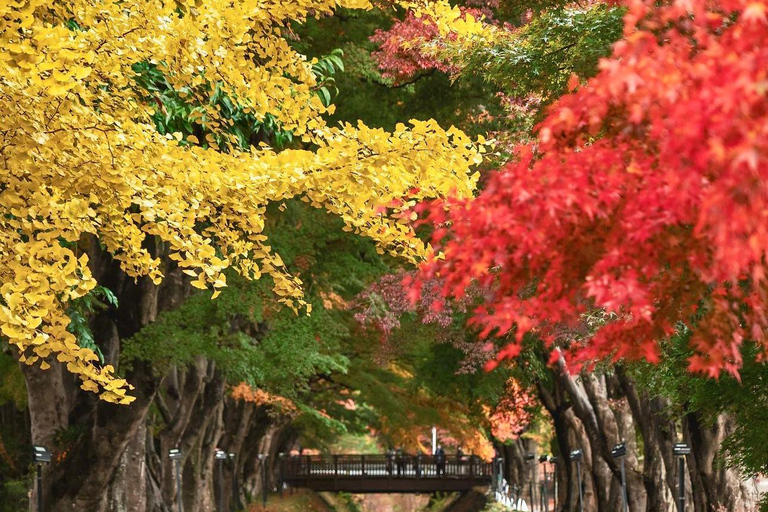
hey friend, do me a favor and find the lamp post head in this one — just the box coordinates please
[215,449,227,460]
[549,456,559,463]
[611,443,627,459]
[673,443,691,456]
[33,445,51,464]
[168,448,183,460]
[539,455,549,463]
[524,453,536,462]
[228,453,235,461]
[569,449,583,462]
[257,453,268,461]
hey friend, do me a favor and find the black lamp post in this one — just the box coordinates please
[525,452,536,512]
[169,448,183,512]
[569,449,584,512]
[228,453,238,512]
[215,449,227,512]
[32,445,51,512]
[673,443,691,512]
[549,456,559,511]
[611,443,629,512]
[539,455,549,512]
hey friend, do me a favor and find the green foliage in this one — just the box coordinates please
[631,329,768,477]
[132,49,343,151]
[292,402,349,444]
[0,352,26,410]
[263,201,389,298]
[0,477,30,512]
[313,49,346,107]
[123,197,393,399]
[460,5,624,100]
[497,0,575,22]
[414,341,511,410]
[65,285,117,363]
[123,275,347,397]
[481,502,513,512]
[293,9,501,135]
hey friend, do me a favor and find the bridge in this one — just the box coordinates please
[279,454,500,493]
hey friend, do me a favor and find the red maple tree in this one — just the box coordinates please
[370,12,455,84]
[487,378,537,442]
[416,0,768,378]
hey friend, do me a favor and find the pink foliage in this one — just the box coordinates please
[369,12,455,84]
[355,272,492,370]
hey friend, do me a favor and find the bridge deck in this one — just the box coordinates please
[280,454,496,493]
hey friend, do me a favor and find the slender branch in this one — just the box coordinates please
[154,392,173,427]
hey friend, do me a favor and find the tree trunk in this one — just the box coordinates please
[537,379,576,512]
[554,363,620,512]
[616,367,676,512]
[31,242,187,511]
[685,412,759,512]
[20,357,70,510]
[108,420,148,512]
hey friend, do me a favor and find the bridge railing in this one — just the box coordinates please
[280,454,494,481]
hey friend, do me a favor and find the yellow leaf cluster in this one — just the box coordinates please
[405,0,498,67]
[0,0,481,402]
[410,0,493,38]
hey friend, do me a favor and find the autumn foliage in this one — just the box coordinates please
[370,3,493,83]
[487,378,536,442]
[418,0,768,378]
[0,0,483,401]
[370,12,453,83]
[230,383,296,413]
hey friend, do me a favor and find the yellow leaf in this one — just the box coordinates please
[190,277,208,290]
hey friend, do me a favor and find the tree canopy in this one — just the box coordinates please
[0,0,484,402]
[417,0,768,378]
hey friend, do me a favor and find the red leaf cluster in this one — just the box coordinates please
[417,0,768,378]
[369,9,486,83]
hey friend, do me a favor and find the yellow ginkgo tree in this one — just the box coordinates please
[0,0,487,403]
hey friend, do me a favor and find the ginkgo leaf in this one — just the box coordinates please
[0,0,481,404]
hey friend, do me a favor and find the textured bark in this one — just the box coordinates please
[22,241,189,512]
[109,420,148,512]
[617,368,677,512]
[179,367,226,512]
[158,359,208,510]
[216,400,254,511]
[20,357,70,510]
[537,379,577,512]
[685,413,759,512]
[501,440,527,502]
[50,361,159,511]
[554,366,620,512]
